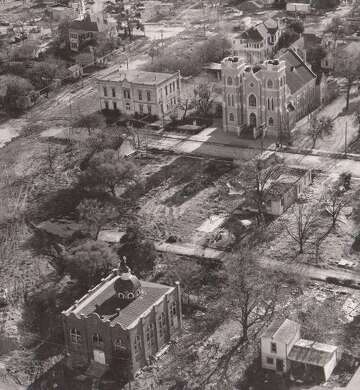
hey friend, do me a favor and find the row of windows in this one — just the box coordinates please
[69,304,177,350]
[226,77,285,89]
[164,79,180,96]
[103,87,152,101]
[103,100,153,114]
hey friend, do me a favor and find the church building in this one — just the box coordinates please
[62,260,182,378]
[222,48,318,138]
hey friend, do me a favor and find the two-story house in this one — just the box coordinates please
[62,260,182,378]
[232,19,283,65]
[96,69,181,118]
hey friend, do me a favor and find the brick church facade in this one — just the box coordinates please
[62,261,182,378]
[222,48,318,138]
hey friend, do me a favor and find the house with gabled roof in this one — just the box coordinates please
[62,259,182,378]
[232,18,284,64]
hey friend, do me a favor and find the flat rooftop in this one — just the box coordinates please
[97,70,177,85]
[288,339,337,367]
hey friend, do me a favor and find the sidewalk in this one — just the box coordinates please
[154,241,360,286]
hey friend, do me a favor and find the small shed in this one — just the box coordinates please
[288,339,339,382]
[68,64,83,80]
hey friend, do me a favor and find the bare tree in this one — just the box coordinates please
[177,97,193,120]
[72,112,105,135]
[192,83,214,116]
[285,202,319,254]
[307,115,334,148]
[335,49,360,111]
[237,159,283,223]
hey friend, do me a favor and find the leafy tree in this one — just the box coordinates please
[11,41,37,60]
[199,35,231,63]
[77,198,118,238]
[288,19,304,34]
[325,16,345,44]
[64,240,117,288]
[53,18,71,53]
[79,149,136,196]
[72,112,106,135]
[307,115,334,148]
[2,76,35,114]
[117,224,156,276]
[277,29,299,50]
[284,202,319,254]
[26,62,57,90]
[306,46,326,76]
[335,49,360,111]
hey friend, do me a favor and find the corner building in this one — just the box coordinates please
[222,49,317,137]
[62,263,182,377]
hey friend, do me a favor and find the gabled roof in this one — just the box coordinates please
[240,19,278,41]
[69,15,99,32]
[288,339,337,367]
[279,48,316,94]
[262,318,300,344]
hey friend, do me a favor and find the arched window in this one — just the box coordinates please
[92,333,103,345]
[267,79,273,89]
[231,95,234,106]
[248,94,256,107]
[227,76,232,86]
[249,113,257,128]
[70,328,81,344]
[229,113,234,121]
[227,94,231,106]
[268,117,274,126]
[118,292,125,299]
[267,98,270,110]
[271,98,274,111]
[127,292,134,300]
[114,338,126,351]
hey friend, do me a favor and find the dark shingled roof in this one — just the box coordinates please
[279,49,316,94]
[288,339,337,367]
[262,319,300,344]
[72,276,172,329]
[69,15,99,32]
[240,27,264,41]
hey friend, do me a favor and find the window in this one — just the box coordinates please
[165,86,168,96]
[173,81,175,91]
[235,76,240,85]
[147,105,152,114]
[248,94,256,107]
[271,342,277,353]
[267,79,273,88]
[114,338,125,351]
[267,98,270,110]
[176,79,180,89]
[103,86,107,97]
[138,90,142,100]
[125,102,130,111]
[111,87,116,98]
[146,323,155,348]
[268,117,274,126]
[139,104,143,114]
[169,83,172,93]
[170,301,177,327]
[123,89,130,99]
[134,334,142,354]
[147,91,151,101]
[227,95,231,106]
[104,101,109,110]
[92,333,103,345]
[70,328,81,344]
[231,95,234,106]
[227,77,232,86]
[280,78,283,87]
[229,113,234,121]
[158,312,166,338]
[271,98,274,111]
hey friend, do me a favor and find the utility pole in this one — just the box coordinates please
[345,120,348,157]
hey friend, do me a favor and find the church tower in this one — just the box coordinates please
[221,56,247,136]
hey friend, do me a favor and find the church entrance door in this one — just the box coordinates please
[249,113,257,128]
[93,349,106,365]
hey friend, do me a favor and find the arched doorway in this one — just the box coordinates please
[249,113,257,128]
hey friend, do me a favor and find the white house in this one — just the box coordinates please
[261,319,301,373]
